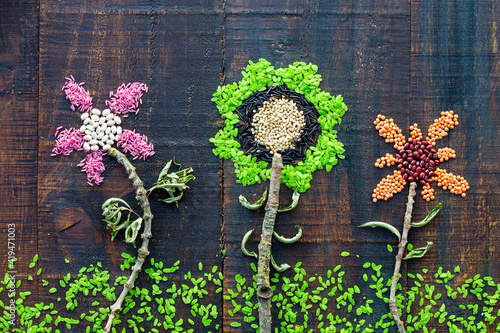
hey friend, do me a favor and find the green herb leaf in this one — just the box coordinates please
[239,188,268,210]
[404,242,433,260]
[278,190,300,212]
[358,221,401,241]
[411,203,442,228]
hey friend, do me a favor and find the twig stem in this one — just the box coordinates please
[103,148,154,333]
[257,154,283,333]
[390,181,417,333]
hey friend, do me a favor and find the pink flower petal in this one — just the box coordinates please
[62,75,93,113]
[117,129,155,160]
[77,151,106,186]
[105,82,148,117]
[51,127,85,156]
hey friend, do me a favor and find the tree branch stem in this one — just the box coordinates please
[390,181,417,333]
[103,148,154,333]
[257,154,283,333]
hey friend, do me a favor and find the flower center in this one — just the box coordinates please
[396,139,440,185]
[251,97,305,154]
[236,85,321,165]
[80,108,123,152]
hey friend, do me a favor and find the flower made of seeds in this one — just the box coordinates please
[372,111,469,202]
[210,59,347,192]
[51,76,155,186]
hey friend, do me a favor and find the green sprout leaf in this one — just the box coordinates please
[411,203,442,228]
[277,190,300,213]
[239,188,268,210]
[148,160,195,207]
[404,242,433,260]
[271,255,290,272]
[102,198,140,242]
[359,221,401,242]
[241,229,258,258]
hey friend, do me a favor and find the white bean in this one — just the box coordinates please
[102,109,111,116]
[91,108,101,116]
[81,112,89,120]
[83,142,90,151]
[114,116,122,125]
[90,145,99,151]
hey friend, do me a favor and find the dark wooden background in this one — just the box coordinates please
[1,0,499,332]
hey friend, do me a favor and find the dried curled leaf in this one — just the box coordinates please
[239,188,268,210]
[271,255,290,272]
[274,226,302,244]
[411,203,442,228]
[278,190,300,213]
[359,221,401,242]
[102,198,141,243]
[404,242,433,260]
[148,159,195,206]
[241,229,258,258]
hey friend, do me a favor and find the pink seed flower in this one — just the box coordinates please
[52,76,154,186]
[117,129,155,160]
[106,82,148,117]
[51,127,85,156]
[62,75,93,113]
[77,151,106,186]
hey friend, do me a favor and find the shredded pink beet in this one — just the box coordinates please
[77,151,106,186]
[62,75,93,113]
[117,129,155,160]
[106,82,148,117]
[51,127,85,156]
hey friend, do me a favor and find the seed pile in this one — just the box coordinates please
[395,139,440,186]
[372,170,406,202]
[374,115,406,150]
[437,147,456,162]
[236,85,321,165]
[251,97,305,154]
[80,108,123,152]
[409,123,423,141]
[426,110,459,144]
[433,168,469,197]
[374,153,397,168]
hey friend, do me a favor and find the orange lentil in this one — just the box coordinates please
[426,111,459,145]
[372,170,407,202]
[410,123,423,141]
[374,114,406,151]
[437,147,456,162]
[431,168,469,197]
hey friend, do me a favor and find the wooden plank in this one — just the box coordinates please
[0,0,39,326]
[408,1,500,332]
[37,1,223,331]
[221,1,411,331]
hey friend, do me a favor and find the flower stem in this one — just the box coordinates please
[103,148,154,333]
[390,181,417,333]
[257,154,283,333]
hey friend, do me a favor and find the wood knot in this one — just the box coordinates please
[257,284,273,299]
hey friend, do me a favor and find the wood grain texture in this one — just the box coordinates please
[0,0,499,332]
[36,0,223,331]
[0,0,39,311]
[222,0,412,331]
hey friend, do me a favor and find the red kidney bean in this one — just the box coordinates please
[426,144,433,150]
[408,176,414,182]
[424,157,430,163]
[408,157,413,162]
[402,153,407,159]
[422,140,428,145]
[413,139,417,145]
[404,142,410,149]
[403,173,408,180]
[410,144,414,150]
[413,151,420,159]
[397,164,403,169]
[419,172,425,179]
[420,180,427,186]
[416,167,422,174]
[425,163,429,168]
[403,161,409,167]
[429,171,434,177]
[429,160,435,166]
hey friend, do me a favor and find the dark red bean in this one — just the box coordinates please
[408,157,413,162]
[429,160,435,167]
[410,144,414,150]
[411,165,416,171]
[435,160,439,165]
[429,166,434,171]
[397,164,403,169]
[403,161,409,167]
[422,140,428,145]
[426,145,433,150]
[404,142,410,149]
[416,167,422,174]
[400,149,405,155]
[428,178,433,184]
[413,139,417,145]
[398,159,403,164]
[425,163,429,168]
[406,149,412,154]
[418,149,423,155]
[413,152,420,159]
[419,172,425,179]
[403,153,408,159]
[395,154,401,159]
[408,176,414,182]
[420,179,427,186]
[403,173,408,180]
[429,171,434,177]
[431,149,437,154]
[424,157,430,163]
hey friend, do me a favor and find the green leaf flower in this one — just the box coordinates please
[210,59,347,192]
